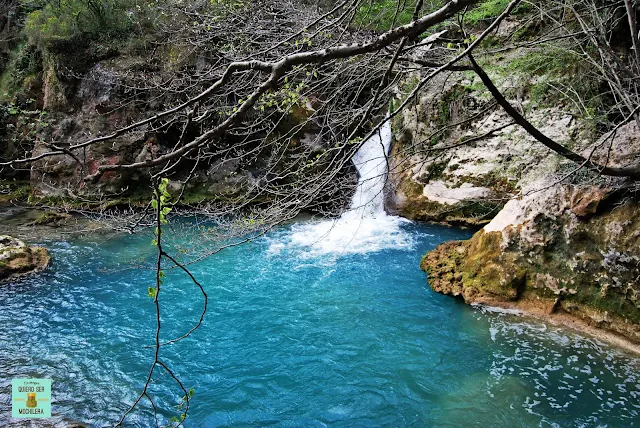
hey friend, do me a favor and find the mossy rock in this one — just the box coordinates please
[0,235,50,281]
[26,211,72,226]
[421,196,640,344]
[0,181,31,203]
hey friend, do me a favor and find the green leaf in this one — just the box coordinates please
[189,388,195,397]
[147,287,157,298]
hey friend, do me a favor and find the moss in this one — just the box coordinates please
[28,211,71,226]
[463,170,517,194]
[0,181,31,203]
[180,191,218,205]
[397,177,501,226]
[566,285,640,324]
[352,0,419,31]
[396,75,421,105]
[425,160,448,181]
[422,198,640,342]
[437,85,470,126]
[421,240,469,297]
[463,0,534,27]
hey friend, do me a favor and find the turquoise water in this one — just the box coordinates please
[1,221,639,427]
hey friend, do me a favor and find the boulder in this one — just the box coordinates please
[0,235,50,281]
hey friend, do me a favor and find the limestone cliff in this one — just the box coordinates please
[419,122,640,344]
[381,14,640,344]
[386,61,583,227]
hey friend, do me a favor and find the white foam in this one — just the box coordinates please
[271,119,413,257]
[472,303,524,316]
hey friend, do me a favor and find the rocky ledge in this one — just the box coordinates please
[420,119,640,349]
[0,235,50,281]
[421,186,640,349]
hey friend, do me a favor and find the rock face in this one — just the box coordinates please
[3,44,356,213]
[0,235,50,280]
[422,194,640,344]
[385,69,579,226]
[420,121,640,344]
[387,35,640,344]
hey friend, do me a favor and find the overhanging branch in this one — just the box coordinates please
[468,53,640,180]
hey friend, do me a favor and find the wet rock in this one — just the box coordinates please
[7,416,87,427]
[422,176,640,344]
[0,235,50,281]
[26,211,73,227]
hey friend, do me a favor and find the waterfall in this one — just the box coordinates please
[269,119,413,257]
[345,118,393,220]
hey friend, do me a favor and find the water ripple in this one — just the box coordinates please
[0,225,638,427]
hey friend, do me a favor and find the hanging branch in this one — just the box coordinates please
[116,178,197,427]
[467,53,640,180]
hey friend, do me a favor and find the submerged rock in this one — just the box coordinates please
[0,235,50,281]
[26,211,73,227]
[7,416,86,428]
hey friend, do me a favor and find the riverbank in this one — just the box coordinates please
[469,299,640,356]
[421,233,640,355]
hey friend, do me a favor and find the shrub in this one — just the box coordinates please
[21,0,135,47]
[353,0,450,31]
[0,43,41,101]
[463,0,533,26]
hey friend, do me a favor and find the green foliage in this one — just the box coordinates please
[0,101,51,161]
[352,0,459,32]
[167,387,194,426]
[209,0,250,11]
[0,43,41,101]
[151,178,172,246]
[504,47,605,127]
[463,0,510,26]
[21,0,135,47]
[463,0,533,26]
[353,0,420,30]
[397,74,420,103]
[256,79,308,114]
[506,46,574,77]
